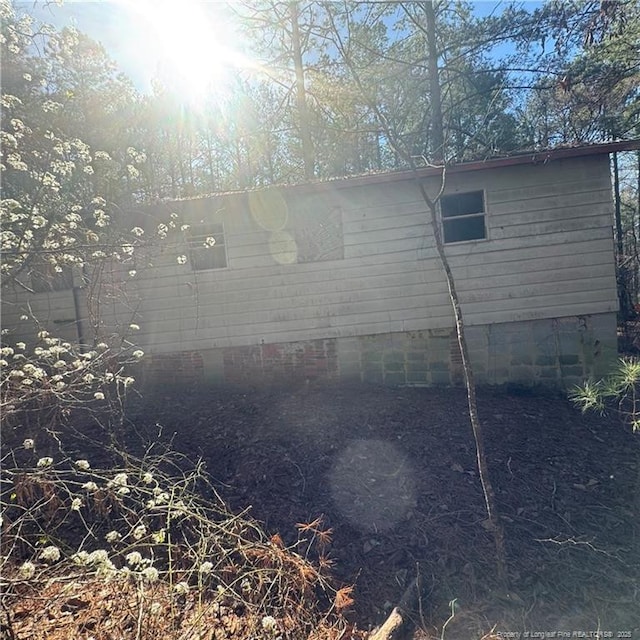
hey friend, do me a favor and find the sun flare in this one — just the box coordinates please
[118,0,252,106]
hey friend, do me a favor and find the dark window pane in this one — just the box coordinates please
[443,216,486,243]
[188,223,227,270]
[190,246,227,270]
[441,191,484,218]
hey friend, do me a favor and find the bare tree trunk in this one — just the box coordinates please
[290,1,315,179]
[423,1,444,162]
[421,0,507,585]
[418,177,508,584]
[613,151,631,319]
[326,2,508,585]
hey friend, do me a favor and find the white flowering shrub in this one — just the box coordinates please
[0,446,346,639]
[1,330,139,420]
[0,1,153,442]
[0,2,204,457]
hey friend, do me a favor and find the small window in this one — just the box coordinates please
[31,263,74,293]
[188,222,227,270]
[440,190,486,243]
[295,205,344,263]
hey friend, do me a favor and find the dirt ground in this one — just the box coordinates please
[123,382,640,636]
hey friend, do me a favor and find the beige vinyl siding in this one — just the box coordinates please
[125,155,615,354]
[1,155,617,354]
[1,293,80,346]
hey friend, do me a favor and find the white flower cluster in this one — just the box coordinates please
[105,531,121,544]
[126,551,144,566]
[173,581,189,596]
[19,561,36,580]
[132,524,147,540]
[71,549,116,577]
[39,546,60,563]
[107,473,130,495]
[141,566,159,582]
[261,616,278,633]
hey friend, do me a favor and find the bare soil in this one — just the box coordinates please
[124,382,640,636]
[4,382,639,639]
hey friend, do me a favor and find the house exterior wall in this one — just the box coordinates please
[2,154,619,388]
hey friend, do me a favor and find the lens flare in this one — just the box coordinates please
[329,439,416,532]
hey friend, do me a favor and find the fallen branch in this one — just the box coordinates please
[369,573,421,640]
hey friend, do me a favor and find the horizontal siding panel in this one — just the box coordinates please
[136,294,446,332]
[489,178,610,207]
[126,238,614,295]
[490,194,612,223]
[2,288,75,310]
[443,226,613,259]
[454,261,615,292]
[336,183,424,211]
[128,255,439,295]
[127,252,614,315]
[466,301,618,326]
[490,211,610,241]
[458,275,615,305]
[136,305,456,352]
[464,286,616,318]
[488,167,610,204]
[450,249,615,278]
[131,274,614,337]
[343,224,428,247]
[130,274,441,312]
[444,156,608,194]
[2,298,76,322]
[345,236,429,259]
[454,245,613,272]
[343,209,429,234]
[135,286,446,326]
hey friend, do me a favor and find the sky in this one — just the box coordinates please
[21,0,248,98]
[19,0,545,99]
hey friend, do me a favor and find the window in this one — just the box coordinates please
[440,190,486,243]
[188,222,227,270]
[31,262,74,293]
[295,205,343,263]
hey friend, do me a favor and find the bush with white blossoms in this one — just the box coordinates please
[1,443,346,639]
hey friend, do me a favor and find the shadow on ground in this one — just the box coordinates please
[125,383,640,635]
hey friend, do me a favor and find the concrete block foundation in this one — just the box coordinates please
[141,313,618,389]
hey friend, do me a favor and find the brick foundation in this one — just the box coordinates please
[142,351,204,387]
[222,339,338,385]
